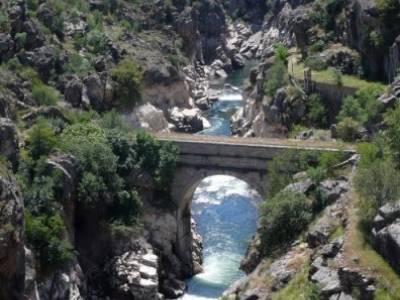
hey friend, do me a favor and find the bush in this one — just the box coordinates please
[27,120,59,160]
[268,149,319,197]
[336,117,361,142]
[304,56,327,71]
[25,212,75,269]
[32,82,60,106]
[112,58,142,108]
[61,122,121,205]
[355,159,400,231]
[84,29,108,54]
[65,53,92,75]
[260,190,312,254]
[377,0,400,21]
[264,60,289,97]
[274,43,289,63]
[384,103,400,164]
[331,68,343,86]
[307,93,327,128]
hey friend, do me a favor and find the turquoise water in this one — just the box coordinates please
[182,63,260,300]
[181,176,260,300]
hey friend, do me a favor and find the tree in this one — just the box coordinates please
[260,190,312,254]
[112,58,142,108]
[27,119,58,160]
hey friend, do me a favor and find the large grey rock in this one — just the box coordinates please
[128,103,170,133]
[64,76,83,108]
[373,220,400,274]
[0,118,19,168]
[83,73,114,111]
[169,107,209,133]
[18,46,56,80]
[284,179,314,194]
[311,266,341,297]
[0,167,25,300]
[318,180,348,204]
[22,20,45,50]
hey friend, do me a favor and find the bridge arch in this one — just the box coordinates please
[171,166,268,276]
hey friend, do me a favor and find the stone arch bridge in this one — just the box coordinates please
[155,133,354,275]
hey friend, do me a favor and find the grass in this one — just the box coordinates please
[342,189,400,300]
[288,54,386,91]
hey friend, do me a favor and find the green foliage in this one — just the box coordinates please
[367,31,384,50]
[26,120,59,161]
[260,190,312,255]
[112,58,142,108]
[385,103,400,165]
[61,122,121,206]
[304,56,327,71]
[15,32,27,49]
[274,44,289,63]
[65,53,92,75]
[0,11,10,32]
[32,82,60,106]
[83,29,108,54]
[27,0,39,11]
[306,93,327,128]
[25,212,75,269]
[336,117,361,142]
[331,68,343,86]
[376,0,400,21]
[99,110,131,132]
[268,150,319,197]
[355,159,400,232]
[264,60,289,97]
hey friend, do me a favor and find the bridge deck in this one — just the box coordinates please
[154,133,356,152]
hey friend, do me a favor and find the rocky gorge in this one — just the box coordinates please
[2,0,400,299]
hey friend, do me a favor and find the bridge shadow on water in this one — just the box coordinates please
[181,175,261,300]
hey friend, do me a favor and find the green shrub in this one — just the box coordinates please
[15,32,27,49]
[27,120,59,160]
[307,93,327,128]
[32,82,60,106]
[304,56,327,71]
[331,68,343,86]
[61,122,121,205]
[274,44,289,63]
[0,11,10,32]
[355,159,400,232]
[264,60,289,97]
[112,58,142,108]
[336,117,361,142]
[84,29,108,54]
[376,0,400,21]
[260,190,312,254]
[268,150,319,197]
[385,103,400,165]
[65,53,92,75]
[25,212,75,269]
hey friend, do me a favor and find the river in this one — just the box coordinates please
[181,63,260,300]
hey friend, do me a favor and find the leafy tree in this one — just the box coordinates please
[25,212,75,269]
[336,117,361,142]
[385,103,400,164]
[260,190,312,254]
[112,58,142,108]
[27,120,59,160]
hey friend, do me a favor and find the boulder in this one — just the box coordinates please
[64,76,83,108]
[311,266,341,297]
[22,20,45,50]
[128,103,170,133]
[284,179,314,194]
[191,219,203,274]
[373,219,400,273]
[0,34,15,63]
[169,107,208,133]
[0,167,25,300]
[0,118,19,168]
[318,180,348,204]
[18,46,56,80]
[160,277,185,299]
[83,73,114,111]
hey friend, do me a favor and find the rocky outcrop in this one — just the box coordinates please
[191,219,203,275]
[0,118,19,168]
[372,200,400,273]
[0,166,25,300]
[109,247,162,300]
